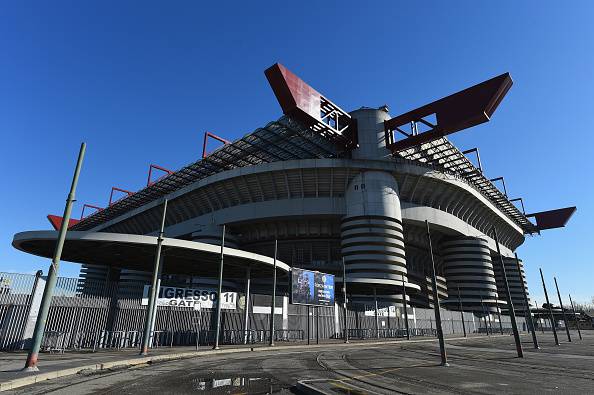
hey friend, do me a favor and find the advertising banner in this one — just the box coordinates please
[290,268,335,306]
[141,285,237,309]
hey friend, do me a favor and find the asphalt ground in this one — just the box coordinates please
[4,331,594,394]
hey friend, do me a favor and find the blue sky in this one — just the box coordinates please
[1,2,592,305]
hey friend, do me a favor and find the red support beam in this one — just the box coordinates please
[109,186,134,206]
[80,204,103,220]
[526,207,577,231]
[147,164,173,187]
[384,73,513,152]
[264,63,357,149]
[202,131,230,158]
[46,215,80,230]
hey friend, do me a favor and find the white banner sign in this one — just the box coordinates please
[141,285,237,309]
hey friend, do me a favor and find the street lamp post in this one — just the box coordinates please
[426,220,448,366]
[540,268,559,346]
[24,143,86,371]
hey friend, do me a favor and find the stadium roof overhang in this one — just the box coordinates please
[12,231,289,279]
[63,63,574,237]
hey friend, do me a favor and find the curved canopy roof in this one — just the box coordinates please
[13,231,289,279]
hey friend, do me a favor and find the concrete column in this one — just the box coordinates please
[148,259,163,346]
[282,296,289,331]
[334,302,340,337]
[21,271,46,350]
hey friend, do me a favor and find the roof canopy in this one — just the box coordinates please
[13,231,289,279]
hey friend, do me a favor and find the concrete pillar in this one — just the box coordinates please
[282,296,289,331]
[21,271,46,349]
[334,302,340,337]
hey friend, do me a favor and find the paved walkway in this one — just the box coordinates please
[0,334,493,391]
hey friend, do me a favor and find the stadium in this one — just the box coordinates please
[7,63,576,353]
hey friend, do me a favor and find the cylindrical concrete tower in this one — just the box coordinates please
[493,256,530,315]
[349,106,391,160]
[441,237,502,313]
[342,170,408,287]
[341,107,418,294]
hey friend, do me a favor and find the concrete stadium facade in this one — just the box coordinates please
[69,106,530,316]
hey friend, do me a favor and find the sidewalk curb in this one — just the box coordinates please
[0,335,504,392]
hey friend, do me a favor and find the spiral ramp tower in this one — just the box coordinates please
[341,108,420,298]
[440,237,504,314]
[493,256,530,315]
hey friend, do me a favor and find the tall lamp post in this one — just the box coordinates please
[492,226,523,358]
[539,268,559,346]
[553,277,571,342]
[213,225,226,350]
[568,294,583,341]
[24,143,86,371]
[426,220,448,366]
[516,254,538,349]
[140,199,168,355]
[269,240,278,346]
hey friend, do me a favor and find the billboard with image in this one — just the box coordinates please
[290,268,335,306]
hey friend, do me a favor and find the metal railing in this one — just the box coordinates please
[38,328,306,352]
[347,328,438,340]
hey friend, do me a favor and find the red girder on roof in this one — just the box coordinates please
[526,207,577,231]
[265,63,357,149]
[109,187,134,206]
[202,132,230,158]
[147,164,173,187]
[384,73,513,152]
[46,215,80,230]
[80,204,103,220]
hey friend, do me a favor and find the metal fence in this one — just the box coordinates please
[0,271,527,352]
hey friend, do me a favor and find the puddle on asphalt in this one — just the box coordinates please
[187,376,283,394]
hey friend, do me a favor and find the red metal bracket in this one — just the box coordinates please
[384,73,513,152]
[47,214,80,230]
[202,132,230,158]
[147,164,173,187]
[80,204,103,220]
[265,63,357,149]
[526,207,576,231]
[109,186,134,206]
